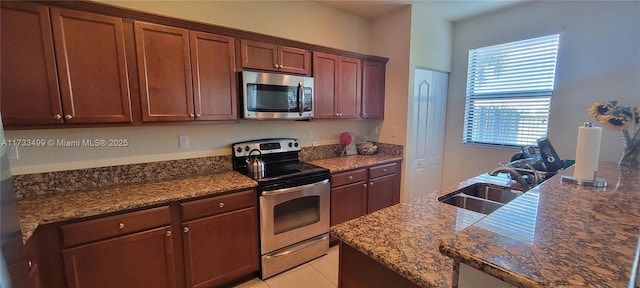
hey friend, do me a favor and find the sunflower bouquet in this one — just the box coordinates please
[589,101,640,167]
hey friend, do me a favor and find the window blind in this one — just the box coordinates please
[463,34,560,147]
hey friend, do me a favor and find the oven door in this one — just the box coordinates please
[259,179,329,254]
[242,71,314,120]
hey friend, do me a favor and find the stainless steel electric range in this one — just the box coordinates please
[231,138,330,279]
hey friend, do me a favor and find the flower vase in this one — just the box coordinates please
[618,138,640,168]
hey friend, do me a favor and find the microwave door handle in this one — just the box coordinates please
[297,82,303,116]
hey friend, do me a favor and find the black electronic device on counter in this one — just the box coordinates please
[537,137,563,173]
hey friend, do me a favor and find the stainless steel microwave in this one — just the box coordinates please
[242,71,314,120]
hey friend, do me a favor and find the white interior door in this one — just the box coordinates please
[408,68,448,200]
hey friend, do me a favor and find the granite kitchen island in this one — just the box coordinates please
[331,162,640,287]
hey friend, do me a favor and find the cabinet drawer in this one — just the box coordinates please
[369,162,398,179]
[331,169,367,187]
[181,189,256,221]
[61,206,170,247]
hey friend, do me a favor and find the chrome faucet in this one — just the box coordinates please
[488,166,530,191]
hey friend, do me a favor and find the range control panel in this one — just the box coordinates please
[232,138,300,158]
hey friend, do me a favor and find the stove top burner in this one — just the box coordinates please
[236,160,328,182]
[231,138,330,187]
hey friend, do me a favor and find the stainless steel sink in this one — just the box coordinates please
[439,195,504,214]
[457,183,523,204]
[438,183,523,215]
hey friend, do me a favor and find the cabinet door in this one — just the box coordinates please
[51,8,132,124]
[362,60,386,119]
[135,22,194,122]
[337,57,362,119]
[313,52,339,119]
[240,39,278,72]
[278,46,311,75]
[331,182,367,226]
[0,2,62,126]
[182,207,259,288]
[62,226,176,288]
[190,31,238,121]
[367,174,400,213]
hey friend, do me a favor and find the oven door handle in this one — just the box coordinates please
[261,179,329,197]
[297,81,304,116]
[263,234,328,259]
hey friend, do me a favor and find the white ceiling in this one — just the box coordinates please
[314,0,529,22]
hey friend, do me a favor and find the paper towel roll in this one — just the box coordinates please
[573,125,602,180]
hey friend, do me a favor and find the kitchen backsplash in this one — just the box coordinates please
[13,143,403,200]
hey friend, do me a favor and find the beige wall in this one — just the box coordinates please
[369,6,411,201]
[98,0,371,54]
[442,0,640,186]
[6,1,376,175]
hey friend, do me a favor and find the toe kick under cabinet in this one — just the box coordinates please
[330,161,401,232]
[52,189,258,288]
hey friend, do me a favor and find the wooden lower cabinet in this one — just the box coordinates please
[182,207,259,288]
[339,242,419,288]
[367,173,400,214]
[331,181,367,227]
[330,161,401,232]
[62,226,176,288]
[36,191,260,288]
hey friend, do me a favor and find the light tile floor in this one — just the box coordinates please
[233,245,339,288]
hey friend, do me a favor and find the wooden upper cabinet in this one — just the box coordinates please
[313,52,361,119]
[51,8,132,124]
[1,2,62,126]
[313,52,339,119]
[240,39,310,75]
[278,46,311,75]
[135,22,193,122]
[135,22,238,122]
[190,31,237,121]
[337,56,362,118]
[362,60,386,119]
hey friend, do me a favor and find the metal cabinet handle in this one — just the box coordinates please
[189,113,195,118]
[166,231,172,237]
[219,202,225,208]
[383,169,388,172]
[363,183,367,188]
[195,113,202,118]
[184,227,189,233]
[28,261,32,268]
[363,112,367,117]
[370,182,373,186]
[54,114,62,120]
[348,176,353,180]
[274,64,279,69]
[118,223,125,230]
[64,114,73,120]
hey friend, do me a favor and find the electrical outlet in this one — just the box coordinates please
[179,135,189,149]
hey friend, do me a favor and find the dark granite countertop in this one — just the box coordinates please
[331,162,640,288]
[441,163,640,288]
[17,170,257,242]
[17,153,404,243]
[307,153,403,173]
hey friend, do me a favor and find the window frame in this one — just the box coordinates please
[462,34,561,148]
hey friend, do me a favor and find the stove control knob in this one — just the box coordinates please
[244,146,250,152]
[288,142,293,147]
[236,147,242,153]
[294,142,299,147]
